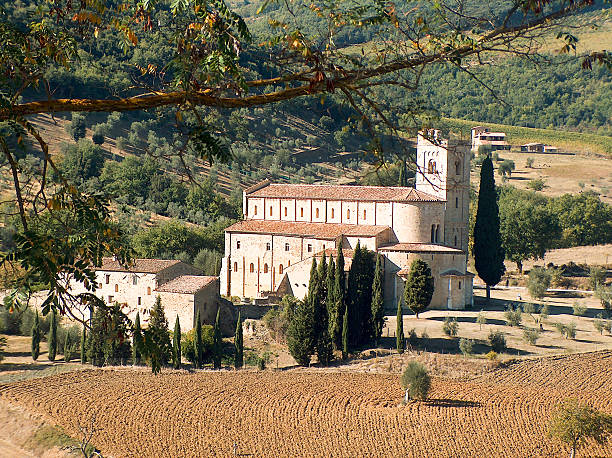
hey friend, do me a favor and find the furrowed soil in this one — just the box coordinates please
[1,351,611,457]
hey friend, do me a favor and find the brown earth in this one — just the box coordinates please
[0,351,611,457]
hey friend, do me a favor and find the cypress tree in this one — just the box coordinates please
[404,259,435,319]
[474,156,506,302]
[287,300,315,366]
[87,307,105,367]
[212,308,221,370]
[80,326,87,364]
[396,300,405,354]
[347,242,375,345]
[31,311,41,361]
[172,315,181,369]
[332,244,346,348]
[307,257,318,301]
[317,255,327,306]
[398,160,408,187]
[48,309,57,361]
[133,312,142,366]
[195,310,203,369]
[371,254,385,345]
[63,332,71,362]
[234,312,243,369]
[313,255,332,365]
[342,301,349,359]
[148,295,172,367]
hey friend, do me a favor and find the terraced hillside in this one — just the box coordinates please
[0,351,611,457]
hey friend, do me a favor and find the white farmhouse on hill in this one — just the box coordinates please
[69,258,226,332]
[220,131,474,310]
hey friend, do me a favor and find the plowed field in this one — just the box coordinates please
[1,352,611,457]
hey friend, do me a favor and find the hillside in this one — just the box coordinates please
[1,351,611,457]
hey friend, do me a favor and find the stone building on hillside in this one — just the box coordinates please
[220,131,474,310]
[69,258,235,333]
[471,126,510,151]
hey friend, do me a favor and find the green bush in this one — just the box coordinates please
[181,326,214,364]
[523,327,540,346]
[19,308,50,337]
[504,307,523,327]
[0,307,21,335]
[442,317,459,337]
[527,178,546,191]
[589,266,606,290]
[400,361,431,401]
[527,267,551,299]
[57,325,81,354]
[488,330,507,353]
[459,338,474,356]
[564,322,577,339]
[572,302,587,317]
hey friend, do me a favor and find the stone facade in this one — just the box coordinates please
[220,131,474,310]
[69,258,226,332]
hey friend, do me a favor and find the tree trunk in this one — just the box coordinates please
[517,261,523,274]
[486,285,491,303]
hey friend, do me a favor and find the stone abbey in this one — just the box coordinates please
[220,132,474,310]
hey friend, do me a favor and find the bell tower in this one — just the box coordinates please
[415,130,471,253]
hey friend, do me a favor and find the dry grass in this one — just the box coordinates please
[0,352,611,457]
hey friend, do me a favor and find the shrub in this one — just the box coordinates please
[564,322,577,339]
[57,325,81,354]
[488,330,507,353]
[459,338,474,356]
[504,307,523,327]
[486,350,498,361]
[523,328,540,346]
[181,326,214,364]
[400,361,431,401]
[257,357,266,370]
[407,328,418,346]
[527,267,551,299]
[20,308,50,336]
[572,302,587,317]
[476,311,487,330]
[589,266,606,290]
[442,317,459,337]
[263,305,291,343]
[593,318,605,335]
[527,178,546,191]
[540,304,550,321]
[526,157,534,168]
[553,322,566,336]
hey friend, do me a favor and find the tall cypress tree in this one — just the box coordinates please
[212,308,221,369]
[347,242,375,345]
[398,160,408,187]
[234,312,243,369]
[48,309,57,361]
[314,255,332,365]
[31,311,41,361]
[63,332,71,362]
[80,326,87,364]
[371,254,385,345]
[396,300,404,354]
[332,245,346,349]
[172,315,181,369]
[404,259,435,319]
[342,300,349,359]
[133,312,142,366]
[195,310,203,369]
[307,257,318,301]
[474,156,506,302]
[287,299,316,366]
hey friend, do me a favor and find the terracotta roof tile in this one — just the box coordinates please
[155,275,218,294]
[100,258,182,274]
[225,220,389,239]
[246,182,443,202]
[378,243,463,254]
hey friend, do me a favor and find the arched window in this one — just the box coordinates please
[284,207,287,217]
[454,235,458,246]
[316,208,320,218]
[435,225,440,243]
[347,209,350,219]
[427,159,437,174]
[287,260,290,267]
[331,208,335,218]
[114,284,118,292]
[269,206,273,216]
[459,281,462,290]
[279,264,284,274]
[431,224,436,243]
[233,262,238,272]
[249,263,254,273]
[263,263,269,273]
[363,209,367,220]
[300,208,304,217]
[254,205,258,215]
